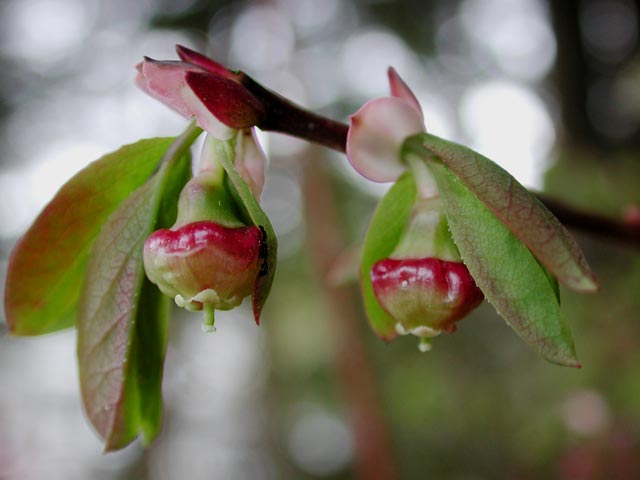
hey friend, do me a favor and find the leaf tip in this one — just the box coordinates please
[252,298,262,325]
[377,332,398,343]
[545,348,581,369]
[568,273,600,293]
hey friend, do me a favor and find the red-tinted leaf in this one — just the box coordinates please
[78,181,160,449]
[77,125,198,451]
[5,137,175,335]
[419,133,598,293]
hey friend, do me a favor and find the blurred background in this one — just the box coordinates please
[1,0,640,478]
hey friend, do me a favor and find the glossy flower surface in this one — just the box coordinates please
[143,221,262,312]
[136,45,265,140]
[371,257,483,336]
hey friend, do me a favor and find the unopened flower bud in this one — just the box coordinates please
[136,45,265,140]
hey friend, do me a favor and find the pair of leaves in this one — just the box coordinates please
[4,124,199,450]
[361,132,598,366]
[417,133,598,366]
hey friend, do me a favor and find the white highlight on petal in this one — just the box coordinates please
[395,322,409,335]
[395,322,441,340]
[346,97,424,182]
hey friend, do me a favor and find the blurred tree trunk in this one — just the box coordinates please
[549,0,640,151]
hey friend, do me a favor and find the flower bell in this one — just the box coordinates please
[348,68,483,350]
[370,196,483,350]
[143,133,266,331]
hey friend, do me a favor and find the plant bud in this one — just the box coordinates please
[370,197,483,346]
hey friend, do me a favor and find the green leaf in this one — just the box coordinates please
[211,138,277,324]
[415,133,598,293]
[5,137,176,335]
[426,160,579,367]
[77,125,199,451]
[360,171,417,340]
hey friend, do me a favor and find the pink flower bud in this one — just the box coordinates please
[371,257,483,337]
[143,221,262,314]
[136,45,265,139]
[346,67,425,182]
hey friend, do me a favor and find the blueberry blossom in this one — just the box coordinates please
[351,67,598,363]
[370,197,483,351]
[143,133,266,331]
[349,68,484,350]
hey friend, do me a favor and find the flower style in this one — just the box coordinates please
[136,45,265,140]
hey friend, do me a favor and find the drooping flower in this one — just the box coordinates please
[143,133,266,331]
[348,70,484,349]
[370,195,484,350]
[371,257,483,338]
[144,221,262,331]
[136,45,265,140]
